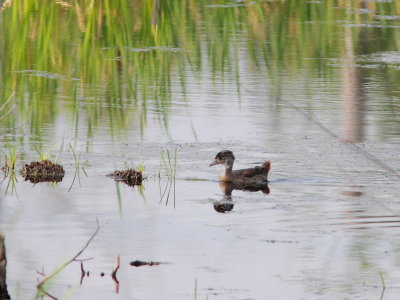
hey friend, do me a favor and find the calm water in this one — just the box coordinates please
[1,1,400,299]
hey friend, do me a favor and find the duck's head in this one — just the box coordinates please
[209,150,235,169]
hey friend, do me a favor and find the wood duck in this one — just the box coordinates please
[210,150,271,183]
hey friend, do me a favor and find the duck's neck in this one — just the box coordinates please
[221,159,234,181]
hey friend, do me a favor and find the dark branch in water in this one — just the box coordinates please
[74,257,94,262]
[36,220,100,299]
[80,262,85,285]
[111,255,120,294]
[111,255,120,279]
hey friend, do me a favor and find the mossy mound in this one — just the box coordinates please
[20,160,65,183]
[107,168,143,187]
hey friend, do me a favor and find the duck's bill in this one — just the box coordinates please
[209,160,218,167]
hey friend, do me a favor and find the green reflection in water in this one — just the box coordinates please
[1,0,400,142]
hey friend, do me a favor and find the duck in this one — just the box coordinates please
[210,150,271,183]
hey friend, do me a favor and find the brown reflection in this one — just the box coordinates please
[340,190,363,197]
[219,181,270,196]
[213,181,270,213]
[213,198,234,213]
[341,25,365,142]
[0,234,10,300]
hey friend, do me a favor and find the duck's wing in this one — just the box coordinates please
[233,160,271,178]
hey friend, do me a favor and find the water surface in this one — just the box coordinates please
[1,1,400,299]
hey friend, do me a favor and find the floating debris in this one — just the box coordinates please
[262,239,299,244]
[130,260,162,267]
[20,160,65,183]
[107,169,143,187]
[340,190,364,197]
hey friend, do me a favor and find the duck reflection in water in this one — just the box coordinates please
[210,150,271,213]
[213,181,270,213]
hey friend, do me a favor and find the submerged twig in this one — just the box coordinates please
[73,257,94,262]
[111,255,120,280]
[111,255,120,294]
[36,220,100,298]
[80,262,85,285]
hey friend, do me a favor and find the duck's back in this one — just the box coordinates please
[231,160,271,182]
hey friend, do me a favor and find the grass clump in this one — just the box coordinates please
[1,145,18,175]
[158,148,177,207]
[107,168,143,187]
[20,160,65,183]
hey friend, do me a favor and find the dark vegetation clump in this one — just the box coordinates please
[20,160,65,183]
[107,168,143,187]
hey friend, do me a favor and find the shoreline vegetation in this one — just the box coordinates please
[1,1,399,142]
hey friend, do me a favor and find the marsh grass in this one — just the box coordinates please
[35,144,56,162]
[1,144,18,174]
[0,91,16,122]
[113,163,146,219]
[68,144,88,192]
[136,161,145,173]
[115,181,123,219]
[81,159,89,176]
[194,278,197,300]
[379,271,386,289]
[2,1,400,140]
[193,278,209,300]
[136,184,147,205]
[379,271,386,300]
[1,170,18,197]
[0,144,19,196]
[158,148,177,207]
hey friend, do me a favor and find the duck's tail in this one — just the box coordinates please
[262,160,271,174]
